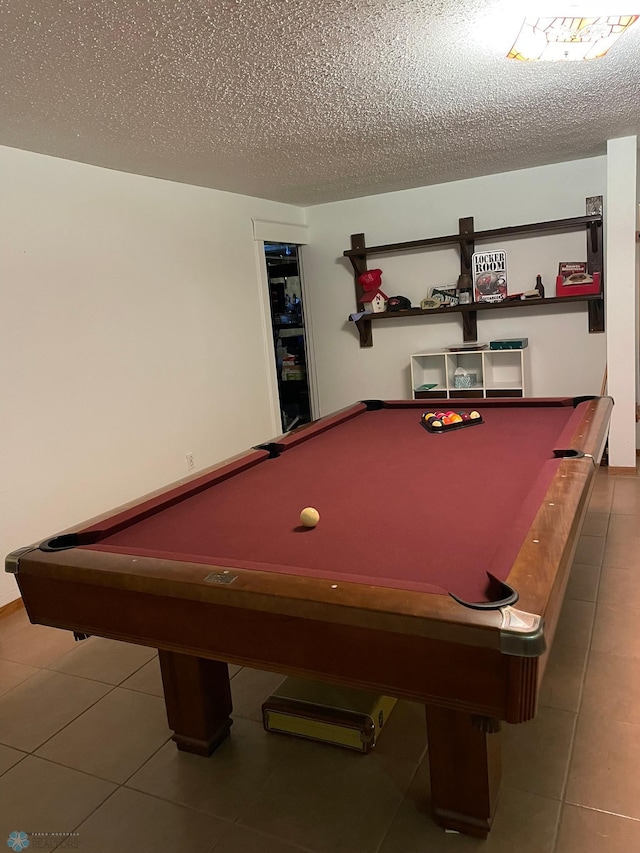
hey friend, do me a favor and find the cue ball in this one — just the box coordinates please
[300,507,320,528]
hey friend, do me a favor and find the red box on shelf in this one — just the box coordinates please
[556,271,601,297]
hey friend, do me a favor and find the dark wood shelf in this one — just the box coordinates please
[352,294,600,321]
[345,198,604,347]
[343,215,602,260]
[350,294,603,346]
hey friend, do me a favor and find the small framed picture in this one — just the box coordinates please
[429,283,458,307]
[556,262,600,296]
[558,262,592,286]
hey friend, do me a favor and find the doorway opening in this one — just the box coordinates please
[264,243,312,432]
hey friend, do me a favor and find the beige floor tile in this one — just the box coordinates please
[502,706,576,800]
[48,636,156,684]
[0,744,26,775]
[581,650,640,725]
[231,668,286,722]
[591,603,640,660]
[0,755,115,839]
[604,513,640,540]
[128,717,294,821]
[238,736,416,853]
[556,804,640,853]
[211,824,312,852]
[587,475,615,514]
[611,476,640,516]
[539,644,588,713]
[602,515,640,569]
[374,699,427,762]
[580,511,610,538]
[71,786,228,853]
[120,655,165,696]
[566,713,640,818]
[0,669,111,752]
[565,563,601,603]
[379,761,561,853]
[553,599,596,650]
[0,606,31,639]
[0,622,79,667]
[572,536,606,567]
[597,565,640,612]
[0,658,40,697]
[36,687,171,783]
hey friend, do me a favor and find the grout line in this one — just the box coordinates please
[551,511,610,853]
[561,803,640,823]
[50,784,122,852]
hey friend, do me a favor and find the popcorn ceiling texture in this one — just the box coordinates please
[0,0,638,205]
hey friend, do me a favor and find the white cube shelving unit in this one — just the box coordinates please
[411,348,529,400]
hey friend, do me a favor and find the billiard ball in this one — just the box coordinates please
[300,507,320,527]
[469,411,481,419]
[461,413,470,421]
[431,420,442,428]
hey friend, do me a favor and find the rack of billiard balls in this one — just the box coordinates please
[420,409,483,433]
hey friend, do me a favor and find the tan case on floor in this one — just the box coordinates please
[262,677,397,753]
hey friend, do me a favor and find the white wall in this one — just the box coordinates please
[605,137,638,468]
[0,146,304,606]
[303,159,608,415]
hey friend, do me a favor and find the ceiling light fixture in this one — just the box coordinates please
[507,15,638,60]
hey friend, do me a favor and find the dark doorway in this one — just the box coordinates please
[264,243,312,431]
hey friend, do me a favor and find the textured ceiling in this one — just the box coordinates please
[1,0,639,205]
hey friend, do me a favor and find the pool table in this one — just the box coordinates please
[7,396,612,837]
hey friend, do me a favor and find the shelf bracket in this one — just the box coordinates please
[585,196,604,334]
[459,216,475,275]
[349,233,373,347]
[355,315,373,347]
[588,298,605,334]
[462,310,478,342]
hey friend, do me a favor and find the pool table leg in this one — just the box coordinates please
[158,650,233,756]
[425,706,502,838]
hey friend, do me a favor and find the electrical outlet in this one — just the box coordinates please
[186,452,194,471]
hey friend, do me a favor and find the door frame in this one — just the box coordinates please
[252,219,316,436]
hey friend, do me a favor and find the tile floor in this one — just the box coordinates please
[1,469,639,853]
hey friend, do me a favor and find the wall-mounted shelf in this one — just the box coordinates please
[351,294,603,348]
[344,199,604,347]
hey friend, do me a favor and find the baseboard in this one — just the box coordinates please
[0,598,24,619]
[606,465,638,476]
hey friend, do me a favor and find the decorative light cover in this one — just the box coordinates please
[507,15,639,60]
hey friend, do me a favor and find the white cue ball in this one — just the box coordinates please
[300,507,320,528]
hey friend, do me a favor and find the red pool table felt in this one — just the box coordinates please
[80,398,588,603]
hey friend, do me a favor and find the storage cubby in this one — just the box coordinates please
[411,348,528,400]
